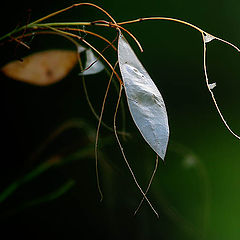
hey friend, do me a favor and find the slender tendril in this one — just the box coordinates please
[31,21,142,52]
[30,2,117,26]
[45,26,123,84]
[118,16,240,140]
[36,26,117,51]
[95,61,119,201]
[202,33,240,140]
[113,84,159,218]
[134,155,159,215]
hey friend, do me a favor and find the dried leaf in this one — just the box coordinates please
[118,34,169,160]
[1,49,78,86]
[79,48,105,76]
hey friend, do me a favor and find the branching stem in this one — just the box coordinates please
[113,85,159,218]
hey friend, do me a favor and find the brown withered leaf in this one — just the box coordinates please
[1,49,79,86]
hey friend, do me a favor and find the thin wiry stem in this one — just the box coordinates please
[16,30,114,133]
[112,78,128,141]
[118,16,240,53]
[37,26,117,51]
[118,17,204,33]
[113,85,159,218]
[81,71,128,136]
[2,1,118,41]
[10,36,30,49]
[1,2,141,54]
[214,36,240,52]
[202,33,240,140]
[15,29,126,136]
[45,26,123,84]
[80,38,122,85]
[77,44,117,134]
[81,32,118,72]
[30,2,117,26]
[112,23,143,52]
[15,30,77,46]
[91,20,143,52]
[95,61,119,201]
[33,21,143,52]
[119,16,240,140]
[81,78,117,132]
[134,155,159,215]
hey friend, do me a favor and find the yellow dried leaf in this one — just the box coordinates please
[1,50,78,86]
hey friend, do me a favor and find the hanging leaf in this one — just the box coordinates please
[118,34,169,160]
[79,48,105,76]
[1,49,79,86]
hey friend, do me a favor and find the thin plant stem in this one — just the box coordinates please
[1,2,141,53]
[81,76,128,135]
[15,30,78,46]
[90,20,143,52]
[30,3,117,26]
[16,30,120,133]
[0,2,118,41]
[118,16,239,52]
[77,39,119,133]
[112,77,127,141]
[29,17,239,53]
[113,84,159,218]
[76,32,128,137]
[32,22,142,52]
[81,72,117,132]
[111,24,143,52]
[202,33,240,140]
[95,61,119,201]
[46,26,123,84]
[16,30,119,134]
[118,17,203,32]
[10,36,30,49]
[119,17,240,140]
[17,29,125,136]
[36,26,117,51]
[81,32,118,72]
[214,36,240,52]
[134,155,159,215]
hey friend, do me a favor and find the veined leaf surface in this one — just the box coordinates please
[118,34,169,160]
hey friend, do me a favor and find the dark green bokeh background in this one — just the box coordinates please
[0,0,239,239]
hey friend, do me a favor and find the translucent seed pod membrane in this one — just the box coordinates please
[118,34,169,160]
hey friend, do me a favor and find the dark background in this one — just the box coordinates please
[0,0,240,239]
